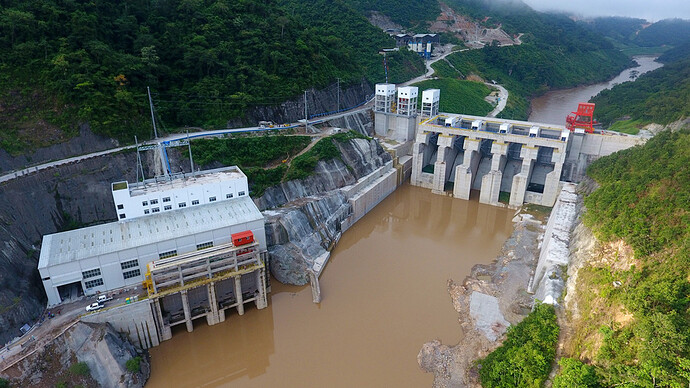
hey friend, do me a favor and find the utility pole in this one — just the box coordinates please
[187,131,194,173]
[336,78,340,112]
[147,86,158,139]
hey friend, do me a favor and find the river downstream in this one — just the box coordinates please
[529,56,663,125]
[147,185,514,387]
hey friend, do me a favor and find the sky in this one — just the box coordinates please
[522,0,690,22]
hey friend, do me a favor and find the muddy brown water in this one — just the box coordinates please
[528,56,663,125]
[146,185,514,387]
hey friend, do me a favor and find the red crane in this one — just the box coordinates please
[566,103,596,133]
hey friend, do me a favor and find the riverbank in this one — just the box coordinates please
[528,56,663,126]
[419,206,547,386]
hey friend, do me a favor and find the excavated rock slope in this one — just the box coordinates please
[3,321,148,388]
[259,137,392,285]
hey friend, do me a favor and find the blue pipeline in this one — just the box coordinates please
[162,142,172,174]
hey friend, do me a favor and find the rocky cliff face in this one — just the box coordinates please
[230,80,373,127]
[258,137,392,285]
[0,153,136,345]
[3,321,149,388]
[320,111,375,137]
[265,192,351,285]
[0,124,119,174]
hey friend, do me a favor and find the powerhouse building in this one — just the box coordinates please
[38,167,267,306]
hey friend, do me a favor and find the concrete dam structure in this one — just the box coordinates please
[409,113,644,207]
[371,83,644,208]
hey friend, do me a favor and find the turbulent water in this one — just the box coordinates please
[146,185,514,387]
[529,56,663,125]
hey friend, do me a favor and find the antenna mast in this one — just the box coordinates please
[147,86,159,139]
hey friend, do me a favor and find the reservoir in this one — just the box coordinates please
[529,56,663,125]
[147,184,514,387]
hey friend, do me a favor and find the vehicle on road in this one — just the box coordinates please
[97,295,113,304]
[86,302,104,312]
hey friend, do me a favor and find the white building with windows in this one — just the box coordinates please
[38,167,266,306]
[111,166,249,220]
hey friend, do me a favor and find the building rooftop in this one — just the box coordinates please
[113,166,245,198]
[38,195,263,269]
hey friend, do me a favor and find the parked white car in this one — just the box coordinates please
[86,302,103,312]
[97,295,113,304]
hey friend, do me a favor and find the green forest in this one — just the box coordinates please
[0,0,424,154]
[427,0,631,119]
[591,49,690,129]
[555,130,690,386]
[478,303,560,387]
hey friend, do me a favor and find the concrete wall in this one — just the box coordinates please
[81,300,159,350]
[563,132,646,182]
[528,183,579,304]
[341,161,398,231]
[344,170,397,231]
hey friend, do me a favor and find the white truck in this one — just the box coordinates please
[97,294,113,304]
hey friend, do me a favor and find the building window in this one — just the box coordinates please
[159,250,177,259]
[82,268,101,279]
[84,278,104,289]
[163,197,171,203]
[151,207,160,213]
[144,209,150,214]
[239,191,246,196]
[119,213,126,219]
[142,201,148,206]
[226,193,233,199]
[209,196,216,202]
[150,199,159,204]
[178,202,186,208]
[117,204,124,210]
[196,241,213,250]
[121,259,139,270]
[164,205,172,211]
[123,269,141,279]
[192,200,199,205]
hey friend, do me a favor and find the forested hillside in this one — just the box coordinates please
[591,60,690,128]
[578,17,690,56]
[0,0,423,154]
[591,49,690,129]
[634,18,690,47]
[344,0,440,28]
[431,0,631,119]
[578,17,647,45]
[554,130,690,386]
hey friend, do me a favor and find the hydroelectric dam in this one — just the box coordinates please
[373,83,644,208]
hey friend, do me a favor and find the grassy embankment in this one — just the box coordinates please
[412,78,493,116]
